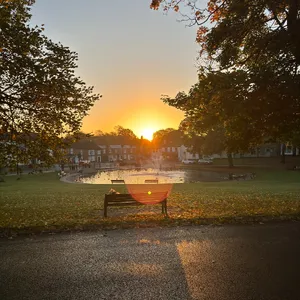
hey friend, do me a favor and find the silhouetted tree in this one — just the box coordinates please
[0,1,100,168]
[151,0,300,162]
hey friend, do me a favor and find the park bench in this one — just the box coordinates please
[103,191,168,217]
[144,179,158,183]
[111,179,125,184]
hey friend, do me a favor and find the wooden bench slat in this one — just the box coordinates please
[108,202,144,207]
[105,194,133,199]
[107,200,163,204]
[144,179,159,183]
[106,198,164,204]
[106,193,167,199]
[106,198,140,203]
[111,179,125,184]
[106,198,136,202]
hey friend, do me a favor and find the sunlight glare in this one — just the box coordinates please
[141,128,154,141]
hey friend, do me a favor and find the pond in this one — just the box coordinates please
[79,168,228,184]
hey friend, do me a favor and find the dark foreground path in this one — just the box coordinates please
[1,222,300,300]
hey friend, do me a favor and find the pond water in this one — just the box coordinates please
[79,168,228,184]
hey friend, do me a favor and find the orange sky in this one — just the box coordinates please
[80,73,196,139]
[31,0,200,139]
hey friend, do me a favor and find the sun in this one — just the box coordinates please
[141,128,154,141]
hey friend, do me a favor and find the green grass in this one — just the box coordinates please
[1,169,300,235]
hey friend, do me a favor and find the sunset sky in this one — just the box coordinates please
[31,0,200,139]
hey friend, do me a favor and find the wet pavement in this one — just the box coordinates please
[1,222,300,300]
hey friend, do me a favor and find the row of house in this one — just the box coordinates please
[152,143,299,162]
[68,138,300,165]
[67,125,300,166]
[2,130,298,172]
[68,142,199,165]
[67,139,139,164]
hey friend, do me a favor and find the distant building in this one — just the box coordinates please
[151,144,200,162]
[98,144,137,162]
[67,136,138,164]
[67,140,100,163]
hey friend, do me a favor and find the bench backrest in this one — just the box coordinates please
[144,179,158,183]
[111,179,125,184]
[105,192,167,205]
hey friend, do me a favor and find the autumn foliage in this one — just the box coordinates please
[151,0,300,162]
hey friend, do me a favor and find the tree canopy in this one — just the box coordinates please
[0,0,99,168]
[163,71,258,157]
[94,126,138,140]
[152,128,183,148]
[114,126,138,141]
[151,0,300,71]
[91,126,138,146]
[151,0,300,161]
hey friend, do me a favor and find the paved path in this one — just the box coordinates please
[1,222,300,300]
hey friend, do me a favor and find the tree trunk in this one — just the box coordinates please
[16,162,21,180]
[281,144,286,164]
[227,153,234,168]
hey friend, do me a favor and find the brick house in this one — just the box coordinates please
[67,140,101,163]
[100,144,136,162]
[67,137,138,163]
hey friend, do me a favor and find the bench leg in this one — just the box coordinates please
[162,199,168,217]
[104,199,108,218]
[165,199,168,217]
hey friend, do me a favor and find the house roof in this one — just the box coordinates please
[93,135,139,146]
[98,144,137,148]
[71,139,100,150]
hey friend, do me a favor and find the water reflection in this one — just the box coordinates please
[80,168,227,184]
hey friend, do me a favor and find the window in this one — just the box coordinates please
[70,148,73,154]
[172,147,175,152]
[124,149,127,153]
[103,149,106,154]
[88,150,95,155]
[167,147,170,152]
[97,150,101,155]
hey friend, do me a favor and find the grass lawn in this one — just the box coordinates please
[1,169,300,235]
